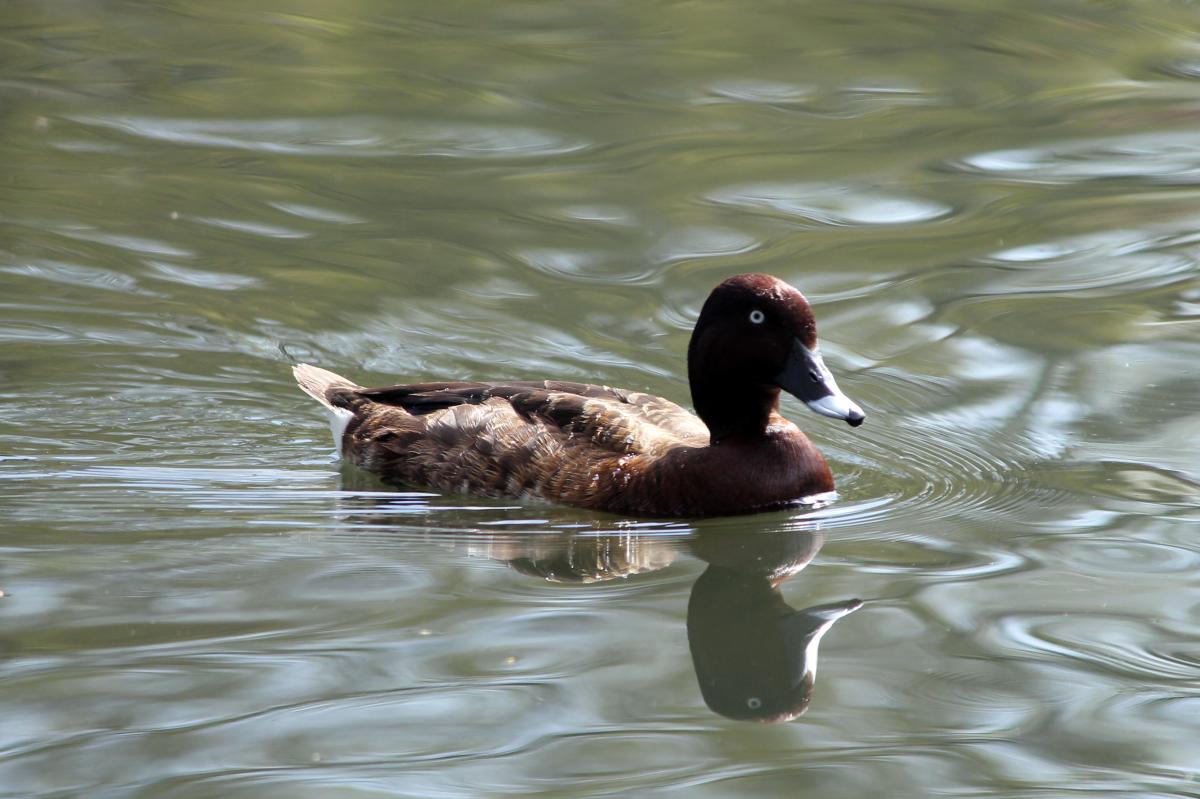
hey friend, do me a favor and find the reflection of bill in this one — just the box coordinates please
[465,522,862,723]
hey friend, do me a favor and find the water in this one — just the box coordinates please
[3,0,1200,796]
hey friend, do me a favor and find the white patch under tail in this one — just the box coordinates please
[327,407,354,458]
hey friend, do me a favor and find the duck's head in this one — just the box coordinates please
[687,273,865,439]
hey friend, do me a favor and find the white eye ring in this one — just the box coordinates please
[749,309,765,324]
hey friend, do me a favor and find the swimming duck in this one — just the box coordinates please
[294,273,864,517]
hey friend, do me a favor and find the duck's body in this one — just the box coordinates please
[295,273,864,518]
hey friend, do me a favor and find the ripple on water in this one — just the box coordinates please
[1043,460,1200,507]
[1142,692,1200,727]
[70,115,591,159]
[703,79,813,105]
[983,613,1200,682]
[1034,536,1200,577]
[143,260,262,291]
[979,229,1198,296]
[3,260,157,296]
[828,402,1075,532]
[691,79,935,119]
[905,669,1040,734]
[10,465,377,536]
[1151,56,1200,81]
[553,203,639,226]
[49,226,195,258]
[648,226,760,263]
[119,725,720,798]
[5,680,567,798]
[190,216,310,240]
[832,534,1032,582]
[855,367,956,415]
[267,202,364,225]
[416,608,662,683]
[483,728,720,792]
[511,230,753,283]
[706,182,953,226]
[950,130,1200,184]
[516,247,614,283]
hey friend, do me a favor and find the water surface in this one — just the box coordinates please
[3,1,1200,797]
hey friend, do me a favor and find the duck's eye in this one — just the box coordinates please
[748,309,765,325]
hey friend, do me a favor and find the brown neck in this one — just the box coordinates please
[691,379,781,445]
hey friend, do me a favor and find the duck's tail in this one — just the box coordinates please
[292,363,362,456]
[293,363,360,408]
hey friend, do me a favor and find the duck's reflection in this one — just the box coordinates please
[333,493,860,722]
[688,526,861,722]
[688,564,862,722]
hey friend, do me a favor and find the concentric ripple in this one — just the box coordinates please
[813,408,1075,534]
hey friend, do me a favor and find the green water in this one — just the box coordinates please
[3,1,1200,796]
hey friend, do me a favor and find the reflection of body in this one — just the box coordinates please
[294,274,864,517]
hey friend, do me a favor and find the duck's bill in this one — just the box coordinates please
[775,340,866,427]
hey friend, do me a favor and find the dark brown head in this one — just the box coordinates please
[687,273,864,441]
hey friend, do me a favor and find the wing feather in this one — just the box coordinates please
[357,380,708,448]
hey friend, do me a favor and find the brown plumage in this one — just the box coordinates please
[294,273,865,517]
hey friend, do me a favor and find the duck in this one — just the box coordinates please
[293,273,865,517]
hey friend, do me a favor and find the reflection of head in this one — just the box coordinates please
[687,526,824,583]
[687,565,861,723]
